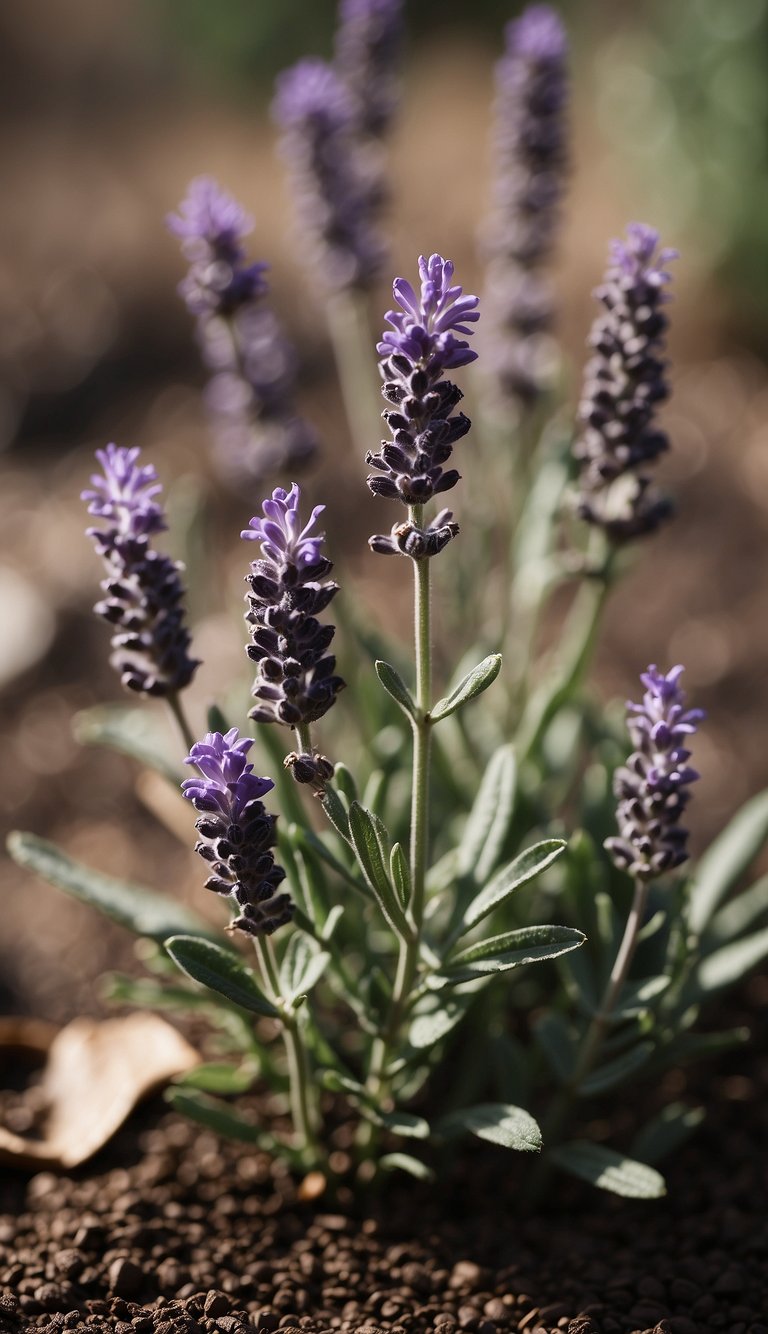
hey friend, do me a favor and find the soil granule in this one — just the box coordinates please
[0,1036,766,1334]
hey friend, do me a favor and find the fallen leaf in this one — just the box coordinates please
[0,1013,199,1168]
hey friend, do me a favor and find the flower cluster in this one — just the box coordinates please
[272,58,385,291]
[241,484,345,738]
[605,665,704,881]
[573,224,677,542]
[334,0,403,141]
[182,729,292,936]
[367,254,479,558]
[168,177,317,486]
[482,4,569,411]
[82,445,199,697]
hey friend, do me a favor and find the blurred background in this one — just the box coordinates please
[2,0,768,1022]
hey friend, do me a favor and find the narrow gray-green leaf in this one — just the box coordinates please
[408,995,469,1049]
[166,1088,276,1151]
[322,786,351,842]
[72,706,180,784]
[379,1152,435,1181]
[461,839,566,932]
[533,1012,575,1082]
[579,1041,653,1096]
[279,933,330,1003]
[7,832,210,943]
[688,789,768,935]
[375,659,417,721]
[165,935,279,1018]
[458,745,517,883]
[695,926,768,993]
[390,842,411,910]
[442,925,585,980]
[439,1103,541,1153]
[348,802,408,935]
[376,1110,430,1139]
[175,1061,257,1095]
[705,875,768,949]
[430,654,502,724]
[631,1103,705,1166]
[609,975,670,1020]
[549,1141,666,1198]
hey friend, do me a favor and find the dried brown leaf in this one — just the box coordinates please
[0,1013,199,1168]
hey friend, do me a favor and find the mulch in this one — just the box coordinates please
[1,1011,766,1334]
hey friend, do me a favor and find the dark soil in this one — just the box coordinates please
[1,1022,766,1334]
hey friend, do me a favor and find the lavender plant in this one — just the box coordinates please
[8,4,768,1205]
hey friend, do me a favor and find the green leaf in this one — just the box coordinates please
[441,925,585,981]
[375,1109,430,1139]
[458,744,517,884]
[579,1041,653,1096]
[320,904,345,942]
[430,654,502,724]
[72,706,180,784]
[695,926,768,993]
[533,1012,575,1082]
[289,824,368,897]
[334,764,359,805]
[688,789,768,935]
[279,933,329,1004]
[379,1152,435,1181]
[604,975,670,1021]
[705,875,768,948]
[348,802,409,935]
[166,1087,276,1150]
[408,995,469,1049]
[7,832,211,943]
[549,1141,666,1198]
[165,935,279,1018]
[438,1103,542,1153]
[375,659,417,721]
[668,1027,749,1063]
[322,786,351,842]
[461,839,566,932]
[320,1069,367,1098]
[631,1103,705,1166]
[390,842,411,910]
[175,1061,257,1094]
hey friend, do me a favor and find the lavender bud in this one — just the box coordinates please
[334,0,404,141]
[285,750,335,792]
[482,5,569,411]
[367,255,479,558]
[272,58,386,292]
[573,223,678,543]
[82,445,199,697]
[167,177,317,487]
[182,729,292,936]
[242,484,345,727]
[605,665,704,881]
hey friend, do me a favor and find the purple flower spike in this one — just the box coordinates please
[241,484,345,730]
[168,177,317,487]
[606,665,704,881]
[273,57,385,291]
[82,445,199,698]
[481,4,569,412]
[367,256,479,558]
[182,728,292,937]
[573,223,678,542]
[335,0,404,140]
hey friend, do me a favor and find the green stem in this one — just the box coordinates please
[254,935,320,1166]
[295,721,313,755]
[326,290,380,456]
[167,691,196,752]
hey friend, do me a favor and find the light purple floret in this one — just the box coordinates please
[378,254,480,371]
[182,728,274,823]
[167,176,253,253]
[82,444,167,541]
[627,664,704,763]
[241,483,326,569]
[609,223,678,292]
[273,57,354,130]
[507,4,567,60]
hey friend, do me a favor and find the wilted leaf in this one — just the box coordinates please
[0,1015,198,1169]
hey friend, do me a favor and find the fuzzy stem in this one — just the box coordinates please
[254,935,320,1166]
[166,691,196,752]
[295,721,314,755]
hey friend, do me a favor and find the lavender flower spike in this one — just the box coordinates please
[241,484,345,742]
[574,224,678,542]
[367,254,479,558]
[272,58,385,291]
[182,728,292,937]
[335,0,404,141]
[605,665,704,881]
[482,4,568,411]
[167,177,317,486]
[82,445,199,697]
